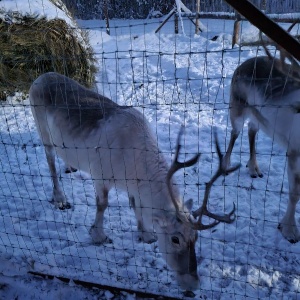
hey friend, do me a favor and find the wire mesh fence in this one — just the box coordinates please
[1,1,300,299]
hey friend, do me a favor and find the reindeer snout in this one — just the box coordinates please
[177,272,200,291]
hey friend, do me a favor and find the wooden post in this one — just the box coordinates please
[195,0,200,34]
[224,0,300,61]
[261,0,267,12]
[232,12,241,48]
[174,13,179,34]
[104,0,110,35]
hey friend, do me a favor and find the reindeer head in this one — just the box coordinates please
[155,127,239,291]
[154,197,199,291]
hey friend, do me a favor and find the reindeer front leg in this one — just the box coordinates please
[246,121,263,178]
[90,185,112,244]
[129,196,157,243]
[278,152,300,243]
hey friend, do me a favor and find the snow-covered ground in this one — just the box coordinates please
[1,5,300,299]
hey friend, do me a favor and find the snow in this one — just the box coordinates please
[1,2,300,299]
[0,0,88,48]
[0,0,73,24]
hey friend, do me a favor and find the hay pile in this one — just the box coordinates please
[0,11,96,100]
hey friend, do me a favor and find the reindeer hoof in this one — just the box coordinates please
[288,238,298,244]
[249,172,263,178]
[93,237,112,246]
[100,236,112,244]
[183,291,195,298]
[58,202,71,210]
[255,171,263,178]
[91,238,112,245]
[65,167,77,173]
[51,199,71,210]
[93,236,112,245]
[278,223,299,243]
[90,226,112,244]
[246,163,263,178]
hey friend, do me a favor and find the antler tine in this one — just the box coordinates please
[260,22,300,79]
[167,126,201,214]
[278,21,300,74]
[192,129,240,230]
[259,30,273,61]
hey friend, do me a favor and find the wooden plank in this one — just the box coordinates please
[195,0,200,34]
[224,0,300,61]
[155,8,176,33]
[28,271,183,299]
[178,12,299,23]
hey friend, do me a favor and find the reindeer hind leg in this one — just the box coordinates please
[65,165,77,174]
[223,101,246,173]
[45,145,71,210]
[278,152,300,243]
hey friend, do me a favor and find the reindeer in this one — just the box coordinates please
[29,72,238,291]
[222,38,300,243]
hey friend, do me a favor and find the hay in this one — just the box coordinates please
[0,12,96,100]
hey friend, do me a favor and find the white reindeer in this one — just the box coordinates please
[29,72,238,291]
[222,48,300,243]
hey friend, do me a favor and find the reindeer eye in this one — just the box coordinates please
[171,236,180,245]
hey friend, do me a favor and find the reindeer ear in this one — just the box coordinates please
[185,198,194,211]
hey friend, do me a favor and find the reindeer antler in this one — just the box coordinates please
[166,126,200,215]
[260,20,300,80]
[167,127,240,230]
[191,129,240,230]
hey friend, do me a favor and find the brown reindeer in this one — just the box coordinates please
[29,72,238,290]
[223,37,300,243]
